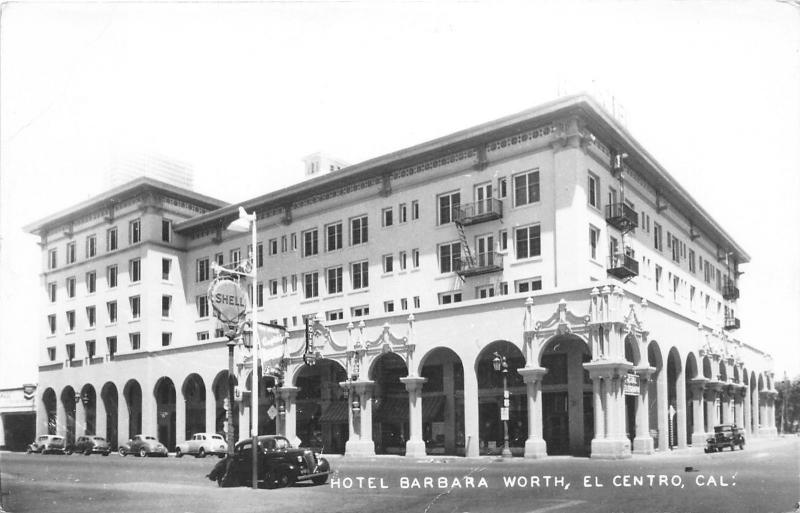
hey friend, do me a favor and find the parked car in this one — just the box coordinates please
[176,432,227,458]
[206,435,330,488]
[118,434,168,457]
[73,435,111,456]
[704,424,745,452]
[27,435,66,455]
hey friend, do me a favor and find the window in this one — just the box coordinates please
[196,258,210,282]
[48,282,57,302]
[398,203,408,223]
[66,242,76,264]
[437,192,460,225]
[107,301,117,324]
[383,254,394,273]
[499,230,508,251]
[350,215,368,245]
[107,265,118,288]
[476,285,495,299]
[704,261,712,284]
[66,310,76,331]
[214,253,224,266]
[438,242,461,273]
[412,248,420,268]
[130,332,141,350]
[281,235,287,253]
[47,347,56,361]
[411,200,420,220]
[351,305,370,318]
[291,233,298,251]
[515,278,542,293]
[47,314,56,335]
[303,229,319,257]
[86,271,97,294]
[86,306,96,328]
[196,295,208,318]
[106,336,117,357]
[257,243,264,267]
[515,225,541,259]
[161,219,172,242]
[589,226,600,260]
[400,298,408,310]
[671,235,680,262]
[413,296,421,308]
[230,248,241,265]
[215,328,225,338]
[161,295,172,318]
[399,251,407,271]
[48,249,57,269]
[129,259,141,282]
[588,173,600,208]
[161,332,172,347]
[689,249,696,273]
[291,274,298,293]
[107,227,118,251]
[653,223,663,251]
[382,207,394,227]
[326,310,344,322]
[690,285,696,310]
[256,283,264,307]
[655,265,663,293]
[269,238,278,255]
[197,332,210,341]
[86,235,97,258]
[498,177,508,198]
[162,258,172,280]
[352,261,369,289]
[673,275,680,301]
[499,282,509,295]
[85,340,96,358]
[716,269,722,291]
[128,296,142,319]
[326,266,343,294]
[438,291,462,305]
[513,170,540,206]
[66,277,76,298]
[384,300,395,313]
[66,344,75,361]
[129,219,141,244]
[303,272,319,298]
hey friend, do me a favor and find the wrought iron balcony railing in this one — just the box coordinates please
[722,283,740,301]
[454,198,503,226]
[455,251,504,278]
[607,253,639,280]
[723,316,741,331]
[605,202,639,233]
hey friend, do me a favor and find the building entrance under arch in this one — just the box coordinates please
[476,341,526,456]
[154,378,176,451]
[294,359,348,454]
[420,348,465,456]
[540,335,593,456]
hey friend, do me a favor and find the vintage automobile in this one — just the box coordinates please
[27,435,66,455]
[176,432,227,458]
[118,434,169,457]
[73,435,112,456]
[704,424,745,452]
[206,435,330,488]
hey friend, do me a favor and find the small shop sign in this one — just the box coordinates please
[623,372,640,396]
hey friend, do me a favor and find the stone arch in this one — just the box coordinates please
[535,332,591,366]
[624,334,641,366]
[154,377,176,450]
[702,356,712,379]
[418,347,465,456]
[666,347,683,447]
[80,383,97,436]
[60,386,77,445]
[475,340,527,455]
[646,341,664,449]
[719,362,728,382]
[42,388,57,435]
[100,382,118,448]
[294,359,348,452]
[750,370,758,433]
[212,370,238,440]
[123,380,142,440]
[684,352,699,443]
[685,352,699,380]
[733,366,740,384]
[182,374,206,440]
[370,352,408,454]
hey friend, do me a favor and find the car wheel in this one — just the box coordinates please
[103,451,110,456]
[312,474,329,486]
[119,448,127,457]
[739,441,744,450]
[175,448,183,458]
[198,448,206,458]
[139,447,148,458]
[65,448,73,455]
[218,453,225,459]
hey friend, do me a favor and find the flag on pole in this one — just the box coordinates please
[257,323,287,376]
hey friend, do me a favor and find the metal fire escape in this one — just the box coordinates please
[606,152,640,281]
[453,198,504,278]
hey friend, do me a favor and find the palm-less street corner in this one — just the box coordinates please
[0,437,797,513]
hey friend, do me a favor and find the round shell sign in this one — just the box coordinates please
[209,278,248,325]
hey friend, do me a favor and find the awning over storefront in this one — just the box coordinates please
[319,401,348,423]
[375,398,408,422]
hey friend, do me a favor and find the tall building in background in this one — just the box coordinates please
[106,152,194,191]
[25,95,779,460]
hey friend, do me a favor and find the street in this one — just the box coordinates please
[1,437,798,513]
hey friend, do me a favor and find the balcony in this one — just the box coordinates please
[722,283,740,301]
[607,253,639,280]
[454,198,503,226]
[605,202,639,233]
[455,251,504,278]
[723,316,741,331]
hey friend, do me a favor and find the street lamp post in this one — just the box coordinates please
[492,352,512,458]
[226,337,237,456]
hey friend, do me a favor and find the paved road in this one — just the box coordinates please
[1,437,798,513]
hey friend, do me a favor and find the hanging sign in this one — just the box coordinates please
[624,373,640,396]
[208,278,248,327]
[500,407,509,421]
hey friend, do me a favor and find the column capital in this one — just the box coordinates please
[518,366,548,384]
[399,376,427,393]
[583,359,632,380]
[689,377,708,392]
[633,366,656,381]
[278,386,299,401]
[351,380,375,395]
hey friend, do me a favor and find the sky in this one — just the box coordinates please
[1,0,798,388]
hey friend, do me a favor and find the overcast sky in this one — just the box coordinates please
[1,1,798,388]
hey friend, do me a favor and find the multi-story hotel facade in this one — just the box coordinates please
[26,95,779,460]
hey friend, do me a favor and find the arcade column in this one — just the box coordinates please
[344,381,375,456]
[278,386,300,447]
[400,376,427,458]
[632,367,655,454]
[518,366,548,458]
[690,378,708,446]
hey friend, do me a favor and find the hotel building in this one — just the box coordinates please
[26,95,778,459]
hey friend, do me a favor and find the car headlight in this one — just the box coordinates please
[297,455,303,462]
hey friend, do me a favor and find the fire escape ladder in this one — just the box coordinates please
[455,220,475,269]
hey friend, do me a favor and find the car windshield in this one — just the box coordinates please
[53,437,64,441]
[93,437,105,441]
[274,438,290,450]
[211,435,223,440]
[145,436,156,440]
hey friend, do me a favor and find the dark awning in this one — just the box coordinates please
[375,398,408,422]
[319,401,348,423]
